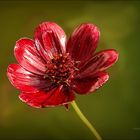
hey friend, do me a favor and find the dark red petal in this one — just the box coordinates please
[71,72,109,94]
[77,49,119,78]
[19,86,75,108]
[7,64,53,93]
[64,104,69,110]
[14,38,46,75]
[67,23,100,66]
[34,22,66,61]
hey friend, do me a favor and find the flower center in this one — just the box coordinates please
[45,53,75,85]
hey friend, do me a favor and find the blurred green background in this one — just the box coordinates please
[0,0,140,139]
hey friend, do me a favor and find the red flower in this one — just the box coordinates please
[7,22,118,108]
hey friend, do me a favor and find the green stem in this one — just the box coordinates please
[71,101,102,140]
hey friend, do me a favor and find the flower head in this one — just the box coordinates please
[7,22,118,108]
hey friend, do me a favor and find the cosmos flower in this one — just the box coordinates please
[7,22,118,108]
